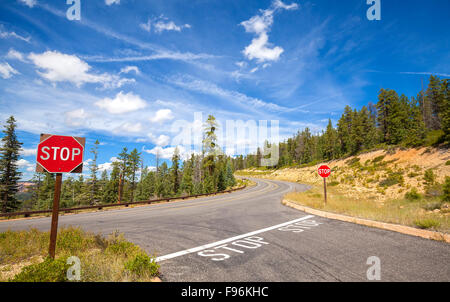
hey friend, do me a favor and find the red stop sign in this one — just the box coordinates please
[36,135,85,173]
[318,165,331,178]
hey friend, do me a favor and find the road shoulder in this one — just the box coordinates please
[282,199,450,243]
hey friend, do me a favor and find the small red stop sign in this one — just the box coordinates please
[36,135,85,173]
[318,165,331,178]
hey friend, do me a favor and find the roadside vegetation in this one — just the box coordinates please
[0,227,160,282]
[284,183,449,233]
[240,149,450,233]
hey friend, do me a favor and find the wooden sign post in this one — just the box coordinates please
[318,165,331,205]
[36,134,85,259]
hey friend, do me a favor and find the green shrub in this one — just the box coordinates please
[328,181,339,187]
[379,172,404,187]
[407,172,419,178]
[446,160,450,166]
[10,257,70,282]
[414,219,440,230]
[124,253,159,277]
[105,234,140,257]
[424,130,445,146]
[442,177,450,202]
[345,157,361,167]
[372,155,385,164]
[405,188,421,201]
[424,169,436,185]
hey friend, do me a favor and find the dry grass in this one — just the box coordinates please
[285,185,449,233]
[0,227,160,282]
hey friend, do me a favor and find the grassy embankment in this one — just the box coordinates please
[237,147,450,233]
[0,227,160,282]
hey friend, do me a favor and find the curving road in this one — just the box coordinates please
[0,178,449,282]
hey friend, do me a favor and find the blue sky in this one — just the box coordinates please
[0,0,449,180]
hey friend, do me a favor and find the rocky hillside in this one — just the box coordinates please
[245,147,450,203]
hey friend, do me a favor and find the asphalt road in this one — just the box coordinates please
[1,178,449,282]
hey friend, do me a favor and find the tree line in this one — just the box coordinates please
[236,75,449,169]
[0,115,237,213]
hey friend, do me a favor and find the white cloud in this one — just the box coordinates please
[147,134,170,147]
[241,0,298,63]
[105,0,120,5]
[115,122,143,133]
[150,109,174,123]
[145,146,182,160]
[20,148,37,156]
[0,62,19,79]
[17,159,35,172]
[28,51,134,88]
[243,32,284,62]
[139,20,152,32]
[140,16,191,34]
[98,157,119,172]
[120,65,140,74]
[6,49,26,62]
[154,21,190,33]
[95,91,147,114]
[18,0,36,8]
[65,108,90,126]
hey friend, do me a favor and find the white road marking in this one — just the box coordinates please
[155,215,315,262]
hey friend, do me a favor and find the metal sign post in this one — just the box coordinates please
[49,173,62,259]
[318,165,331,205]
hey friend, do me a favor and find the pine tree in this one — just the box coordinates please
[405,96,426,146]
[99,169,109,201]
[337,106,354,154]
[117,148,129,203]
[88,140,100,205]
[29,172,43,210]
[61,176,75,208]
[0,116,23,213]
[171,147,181,195]
[323,119,339,160]
[102,164,119,203]
[181,155,194,195]
[37,172,55,210]
[441,79,450,143]
[128,148,141,202]
[225,161,236,188]
[217,164,227,192]
[424,75,444,130]
[202,115,220,178]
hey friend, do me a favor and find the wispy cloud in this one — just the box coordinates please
[105,0,120,5]
[0,29,31,43]
[39,4,206,66]
[398,71,450,78]
[18,0,36,8]
[0,62,20,79]
[168,75,301,113]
